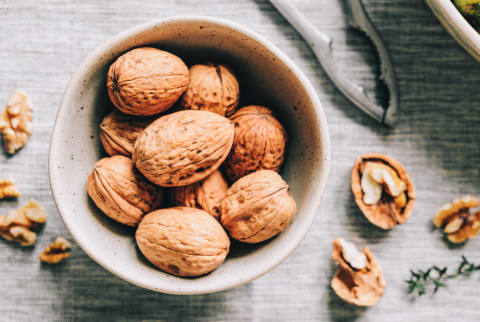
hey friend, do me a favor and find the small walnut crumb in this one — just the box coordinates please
[0,200,47,246]
[433,196,480,244]
[0,90,33,154]
[0,179,20,199]
[39,237,72,264]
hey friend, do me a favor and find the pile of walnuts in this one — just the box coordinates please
[87,47,296,277]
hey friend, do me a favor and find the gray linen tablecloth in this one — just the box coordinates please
[1,0,479,321]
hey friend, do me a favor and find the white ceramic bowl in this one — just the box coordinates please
[49,16,331,294]
[427,0,480,62]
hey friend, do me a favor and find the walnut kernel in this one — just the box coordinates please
[433,195,480,244]
[0,90,33,154]
[0,179,20,199]
[0,200,47,246]
[39,237,72,264]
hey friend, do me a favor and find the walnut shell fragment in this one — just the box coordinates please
[0,200,47,246]
[136,207,230,277]
[180,62,240,116]
[0,90,33,154]
[224,105,287,182]
[39,237,72,264]
[99,110,155,157]
[87,155,164,226]
[351,154,415,230]
[133,110,234,187]
[220,170,296,243]
[167,170,228,220]
[433,195,480,244]
[0,179,20,199]
[107,47,189,116]
[331,238,386,307]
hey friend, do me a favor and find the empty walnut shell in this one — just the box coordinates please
[331,238,386,307]
[180,62,240,116]
[133,110,234,187]
[99,110,155,157]
[220,170,296,243]
[224,105,287,182]
[167,170,228,220]
[136,207,230,277]
[351,154,415,230]
[87,155,163,226]
[107,47,189,116]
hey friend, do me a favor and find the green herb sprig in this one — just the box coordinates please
[406,256,480,296]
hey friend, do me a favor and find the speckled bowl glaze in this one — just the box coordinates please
[49,16,331,294]
[427,0,480,62]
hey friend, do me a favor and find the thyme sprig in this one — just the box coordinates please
[406,256,480,296]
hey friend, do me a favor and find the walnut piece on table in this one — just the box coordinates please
[0,200,47,246]
[0,90,33,154]
[0,179,20,199]
[433,196,480,244]
[39,237,72,264]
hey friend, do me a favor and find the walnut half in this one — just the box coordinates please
[351,154,415,229]
[433,196,480,244]
[0,200,47,246]
[0,179,21,199]
[331,238,386,307]
[0,90,33,154]
[39,237,72,264]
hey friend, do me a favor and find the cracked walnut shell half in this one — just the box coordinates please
[224,105,287,182]
[136,207,230,277]
[433,195,480,244]
[180,62,240,117]
[220,170,296,243]
[167,170,228,220]
[107,47,189,116]
[133,110,234,187]
[351,154,415,230]
[331,238,386,307]
[0,90,33,154]
[99,110,155,157]
[87,155,164,226]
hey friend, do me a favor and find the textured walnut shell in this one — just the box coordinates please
[133,110,234,187]
[99,110,155,156]
[167,170,228,220]
[224,105,287,182]
[107,47,189,116]
[220,170,296,243]
[351,154,415,230]
[135,207,230,277]
[180,63,239,116]
[331,238,386,307]
[87,155,163,226]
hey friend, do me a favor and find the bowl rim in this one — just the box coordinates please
[49,15,331,294]
[426,0,480,62]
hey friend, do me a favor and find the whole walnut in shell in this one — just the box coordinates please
[136,207,230,277]
[87,155,163,226]
[180,62,239,116]
[107,47,189,116]
[351,154,415,230]
[133,110,234,187]
[224,105,287,182]
[167,170,228,220]
[220,170,296,243]
[99,110,155,157]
